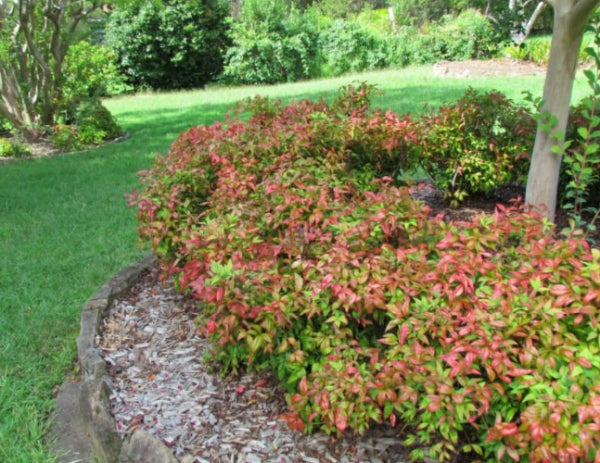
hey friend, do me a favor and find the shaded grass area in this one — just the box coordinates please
[0,64,587,462]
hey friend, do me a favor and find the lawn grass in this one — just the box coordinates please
[0,64,590,462]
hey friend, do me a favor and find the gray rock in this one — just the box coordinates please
[119,429,178,463]
[81,377,122,462]
[82,348,107,380]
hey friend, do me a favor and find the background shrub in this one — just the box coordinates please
[62,41,132,100]
[105,0,230,90]
[318,20,389,77]
[131,85,600,462]
[221,0,321,85]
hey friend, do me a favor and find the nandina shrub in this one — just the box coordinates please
[411,88,535,205]
[130,83,415,263]
[131,85,600,462]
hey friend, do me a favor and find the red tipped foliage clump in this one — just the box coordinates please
[130,85,600,462]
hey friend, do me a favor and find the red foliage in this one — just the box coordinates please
[130,85,600,462]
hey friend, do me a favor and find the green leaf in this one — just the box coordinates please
[585,143,600,155]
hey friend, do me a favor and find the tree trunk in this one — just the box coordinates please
[525,0,597,221]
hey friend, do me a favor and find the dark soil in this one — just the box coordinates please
[414,183,600,246]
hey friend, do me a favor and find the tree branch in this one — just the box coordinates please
[572,0,600,29]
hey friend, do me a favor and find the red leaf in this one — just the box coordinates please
[334,409,348,433]
[549,284,570,296]
[216,286,225,303]
[577,357,592,368]
[206,320,216,334]
[399,324,409,345]
[280,412,306,432]
[505,368,533,377]
[298,377,308,394]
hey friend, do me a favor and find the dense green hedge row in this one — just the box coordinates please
[103,1,501,90]
[130,85,600,462]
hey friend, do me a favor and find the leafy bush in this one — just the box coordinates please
[105,0,230,90]
[62,41,132,100]
[51,99,122,151]
[559,17,600,237]
[433,10,499,61]
[356,7,395,34]
[131,85,600,462]
[410,88,535,204]
[0,137,30,158]
[318,20,389,77]
[221,1,321,85]
[504,37,551,65]
[384,11,498,69]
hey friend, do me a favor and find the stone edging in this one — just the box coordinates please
[50,254,178,463]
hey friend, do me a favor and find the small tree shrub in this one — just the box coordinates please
[131,86,600,462]
[410,88,535,204]
[105,0,230,90]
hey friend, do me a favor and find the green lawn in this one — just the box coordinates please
[0,64,588,462]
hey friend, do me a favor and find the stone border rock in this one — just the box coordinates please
[50,254,178,463]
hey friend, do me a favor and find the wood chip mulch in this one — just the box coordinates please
[97,267,415,463]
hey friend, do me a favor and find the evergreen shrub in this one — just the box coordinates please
[105,0,230,90]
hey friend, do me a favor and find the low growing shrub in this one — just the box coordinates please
[410,88,535,204]
[131,85,600,462]
[0,137,31,158]
[51,99,122,151]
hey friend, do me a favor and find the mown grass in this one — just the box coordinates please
[0,64,589,462]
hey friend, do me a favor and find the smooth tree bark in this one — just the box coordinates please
[508,0,548,42]
[525,0,600,221]
[0,0,103,139]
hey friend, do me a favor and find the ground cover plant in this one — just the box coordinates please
[132,83,600,462]
[0,65,588,463]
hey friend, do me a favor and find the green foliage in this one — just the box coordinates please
[62,41,132,99]
[0,138,30,158]
[51,99,122,151]
[410,88,535,204]
[221,2,321,85]
[222,4,498,85]
[356,7,395,34]
[504,37,551,65]
[318,20,388,77]
[560,14,600,238]
[105,0,230,90]
[434,10,499,60]
[132,85,600,462]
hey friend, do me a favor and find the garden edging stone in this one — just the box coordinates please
[50,253,178,463]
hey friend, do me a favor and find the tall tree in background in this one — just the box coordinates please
[0,0,105,138]
[525,0,600,221]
